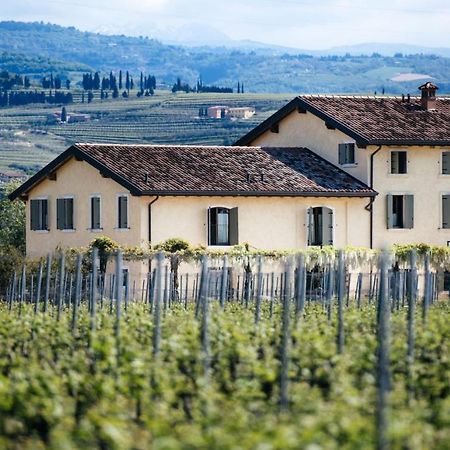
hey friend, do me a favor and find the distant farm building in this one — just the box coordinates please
[47,112,91,124]
[0,170,27,184]
[207,106,255,120]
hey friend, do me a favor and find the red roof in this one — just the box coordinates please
[236,94,450,146]
[10,144,375,200]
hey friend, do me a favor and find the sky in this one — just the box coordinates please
[3,0,450,49]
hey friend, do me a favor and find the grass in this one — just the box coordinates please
[0,90,291,172]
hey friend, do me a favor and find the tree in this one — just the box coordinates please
[119,70,122,90]
[66,79,71,90]
[112,86,119,98]
[87,91,94,103]
[0,181,25,252]
[125,71,130,91]
[89,236,119,276]
[93,72,100,90]
[61,106,67,122]
[154,238,191,300]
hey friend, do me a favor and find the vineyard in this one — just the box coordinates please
[0,91,290,172]
[0,249,449,449]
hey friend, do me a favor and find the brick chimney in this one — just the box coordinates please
[418,82,438,111]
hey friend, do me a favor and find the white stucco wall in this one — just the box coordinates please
[23,157,371,261]
[249,107,450,248]
[251,109,370,184]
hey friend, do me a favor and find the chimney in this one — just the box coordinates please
[419,82,438,111]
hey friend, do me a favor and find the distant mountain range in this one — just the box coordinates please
[1,21,450,94]
[93,22,450,57]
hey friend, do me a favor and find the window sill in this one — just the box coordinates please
[88,228,103,232]
[387,228,413,231]
[32,229,50,233]
[388,173,409,177]
[341,163,358,168]
[115,227,131,231]
[59,229,76,233]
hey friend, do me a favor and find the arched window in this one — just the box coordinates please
[307,206,333,246]
[208,207,239,246]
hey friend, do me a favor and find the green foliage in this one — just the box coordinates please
[0,302,448,448]
[154,237,191,253]
[0,245,23,292]
[89,236,119,274]
[0,181,25,252]
[1,22,450,93]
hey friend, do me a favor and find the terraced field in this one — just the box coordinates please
[0,91,291,172]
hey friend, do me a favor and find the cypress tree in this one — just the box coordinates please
[119,70,122,90]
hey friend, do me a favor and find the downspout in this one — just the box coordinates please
[148,196,160,246]
[364,145,382,249]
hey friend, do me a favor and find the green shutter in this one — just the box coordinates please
[391,152,399,174]
[118,196,128,228]
[322,208,333,245]
[30,200,39,231]
[443,195,450,229]
[386,195,394,229]
[207,207,211,245]
[91,197,101,229]
[404,195,414,229]
[229,207,239,245]
[307,207,313,245]
[338,144,345,165]
[66,199,74,230]
[442,152,450,175]
[42,199,48,230]
[57,198,64,230]
[348,144,355,164]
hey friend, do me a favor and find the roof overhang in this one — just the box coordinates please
[8,145,142,201]
[139,190,377,198]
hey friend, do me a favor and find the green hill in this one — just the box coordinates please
[1,21,450,94]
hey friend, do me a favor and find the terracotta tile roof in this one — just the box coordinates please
[235,94,450,146]
[9,144,375,200]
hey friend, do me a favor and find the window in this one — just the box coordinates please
[307,207,333,246]
[208,207,238,246]
[30,199,48,231]
[387,194,414,229]
[391,151,408,174]
[338,143,355,165]
[90,196,101,230]
[57,198,74,230]
[442,195,450,229]
[118,195,128,229]
[442,151,450,175]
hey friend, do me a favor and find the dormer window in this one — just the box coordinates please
[338,143,355,165]
[391,151,408,174]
